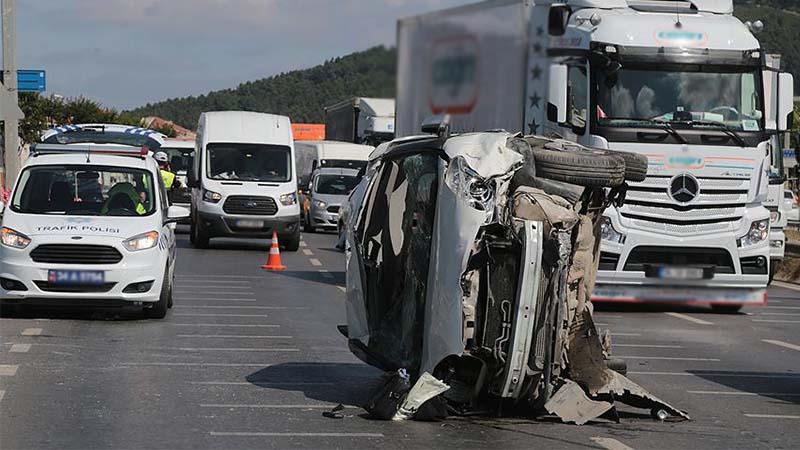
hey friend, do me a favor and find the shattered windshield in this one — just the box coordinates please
[207,143,291,182]
[596,66,764,131]
[314,174,360,195]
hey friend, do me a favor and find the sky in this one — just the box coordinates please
[15,0,472,110]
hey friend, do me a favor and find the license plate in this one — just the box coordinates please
[236,219,264,229]
[48,270,105,286]
[657,266,705,280]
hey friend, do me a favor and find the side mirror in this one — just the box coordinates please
[548,5,571,36]
[548,65,568,124]
[186,170,198,188]
[165,205,190,224]
[777,72,795,132]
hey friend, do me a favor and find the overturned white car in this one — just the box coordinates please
[341,128,688,423]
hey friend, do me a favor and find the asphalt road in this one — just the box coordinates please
[1,230,799,449]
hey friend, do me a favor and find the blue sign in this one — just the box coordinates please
[17,70,46,92]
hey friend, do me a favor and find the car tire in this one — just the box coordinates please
[191,214,210,248]
[527,139,626,188]
[283,232,301,252]
[303,216,315,233]
[146,269,171,319]
[710,304,743,314]
[768,261,778,285]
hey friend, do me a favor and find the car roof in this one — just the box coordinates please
[161,138,195,149]
[25,152,155,171]
[41,123,167,149]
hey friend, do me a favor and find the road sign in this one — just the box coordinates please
[17,70,45,92]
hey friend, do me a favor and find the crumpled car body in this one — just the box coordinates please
[343,131,688,423]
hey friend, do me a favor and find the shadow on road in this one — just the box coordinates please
[273,270,345,287]
[0,303,149,321]
[687,370,800,406]
[247,362,383,407]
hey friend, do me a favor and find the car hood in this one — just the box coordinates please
[6,214,153,239]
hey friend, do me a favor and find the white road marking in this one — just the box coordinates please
[752,319,800,324]
[176,285,253,290]
[171,324,280,328]
[664,312,713,325]
[309,258,322,267]
[175,280,251,284]
[176,306,303,310]
[610,333,642,337]
[177,275,261,279]
[202,404,344,409]
[744,414,800,419]
[190,381,334,386]
[210,432,384,438]
[174,292,256,297]
[302,249,313,256]
[0,365,19,376]
[594,315,623,319]
[613,344,683,349]
[0,390,4,402]
[173,313,271,318]
[629,371,799,379]
[120,362,275,367]
[767,306,800,310]
[590,437,635,450]
[772,281,800,292]
[759,312,800,316]
[9,344,31,353]
[21,328,42,336]
[174,299,257,303]
[619,356,720,361]
[176,335,292,339]
[337,286,347,293]
[299,241,307,247]
[594,322,609,326]
[689,390,800,397]
[176,347,298,352]
[763,339,800,352]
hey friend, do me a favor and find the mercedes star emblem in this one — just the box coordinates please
[668,173,700,204]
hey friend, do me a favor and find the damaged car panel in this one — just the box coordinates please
[344,131,687,423]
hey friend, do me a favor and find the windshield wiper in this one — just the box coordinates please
[679,119,747,147]
[650,119,688,144]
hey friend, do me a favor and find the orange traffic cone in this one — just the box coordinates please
[261,231,287,271]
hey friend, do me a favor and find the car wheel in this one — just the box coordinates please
[304,216,315,233]
[146,269,170,319]
[768,261,778,285]
[191,214,210,248]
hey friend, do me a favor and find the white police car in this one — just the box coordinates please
[0,124,189,318]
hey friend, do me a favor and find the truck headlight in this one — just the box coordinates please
[0,227,31,249]
[123,231,159,251]
[203,189,222,203]
[599,217,625,244]
[280,192,297,206]
[738,219,769,247]
[313,199,327,209]
[769,210,780,224]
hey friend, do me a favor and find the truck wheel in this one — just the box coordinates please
[191,216,210,248]
[710,304,743,314]
[528,140,626,188]
[606,149,648,182]
[146,269,171,319]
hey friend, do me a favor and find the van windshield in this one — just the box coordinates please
[11,165,156,216]
[207,143,291,182]
[314,174,360,195]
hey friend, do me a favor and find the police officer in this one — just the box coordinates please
[154,151,180,190]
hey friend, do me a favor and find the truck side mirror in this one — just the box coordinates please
[548,65,568,124]
[777,72,795,132]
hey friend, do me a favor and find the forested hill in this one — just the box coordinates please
[129,4,800,130]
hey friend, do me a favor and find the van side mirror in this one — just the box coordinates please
[186,170,198,188]
[548,65,568,124]
[777,72,795,132]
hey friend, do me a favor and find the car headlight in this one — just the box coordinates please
[313,199,327,209]
[280,192,297,206]
[445,156,495,224]
[203,189,222,203]
[123,231,159,252]
[599,216,625,244]
[769,210,780,224]
[738,219,769,247]
[1,227,31,249]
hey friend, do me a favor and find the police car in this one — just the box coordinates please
[0,124,189,318]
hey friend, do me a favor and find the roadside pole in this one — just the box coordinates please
[1,0,23,191]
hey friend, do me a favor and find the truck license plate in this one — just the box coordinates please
[48,270,105,286]
[657,267,704,280]
[236,219,264,229]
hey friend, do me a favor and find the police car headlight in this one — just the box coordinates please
[769,210,780,224]
[123,231,159,252]
[280,192,297,206]
[203,189,222,203]
[599,217,625,244]
[738,219,770,247]
[313,199,327,209]
[0,227,31,249]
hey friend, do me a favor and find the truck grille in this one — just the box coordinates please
[33,281,116,293]
[30,245,123,265]
[623,246,735,274]
[223,196,278,216]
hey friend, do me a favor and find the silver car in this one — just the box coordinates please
[304,168,361,233]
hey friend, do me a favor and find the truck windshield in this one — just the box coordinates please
[11,165,155,216]
[596,66,764,132]
[207,143,291,182]
[314,174,360,195]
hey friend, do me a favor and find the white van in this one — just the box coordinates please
[188,111,301,250]
[0,124,189,318]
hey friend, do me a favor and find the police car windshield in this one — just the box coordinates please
[11,165,156,217]
[207,143,291,182]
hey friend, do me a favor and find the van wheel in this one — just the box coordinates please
[283,232,301,252]
[526,139,626,188]
[191,216,210,248]
[146,269,171,319]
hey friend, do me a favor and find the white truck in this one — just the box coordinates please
[397,0,795,310]
[324,97,396,146]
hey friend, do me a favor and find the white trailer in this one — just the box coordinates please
[396,0,795,310]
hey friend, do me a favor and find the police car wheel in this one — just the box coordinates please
[146,270,171,319]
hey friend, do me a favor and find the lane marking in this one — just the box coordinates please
[594,322,609,326]
[177,275,261,279]
[0,390,4,402]
[763,339,800,352]
[594,315,623,319]
[299,241,307,247]
[21,328,42,336]
[175,306,304,310]
[9,344,31,353]
[766,306,800,310]
[173,313,271,318]
[689,390,800,397]
[309,258,322,267]
[613,344,683,349]
[171,323,279,328]
[176,286,253,290]
[744,414,800,419]
[175,280,251,284]
[210,432,384,438]
[191,381,334,386]
[302,249,313,256]
[176,335,292,339]
[0,365,19,376]
[202,404,344,409]
[619,356,720,361]
[174,299,257,303]
[664,312,713,325]
[772,281,800,292]
[337,286,347,293]
[752,319,800,324]
[590,437,635,450]
[120,362,275,367]
[176,348,298,352]
[611,333,642,337]
[759,313,800,316]
[628,371,799,379]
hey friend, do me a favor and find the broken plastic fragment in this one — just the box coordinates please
[544,379,613,425]
[364,369,412,420]
[596,370,691,421]
[394,372,451,421]
[322,404,345,419]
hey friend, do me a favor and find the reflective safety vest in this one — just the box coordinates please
[160,169,176,189]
